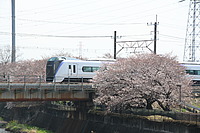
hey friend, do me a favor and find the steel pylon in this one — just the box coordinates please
[184,0,200,62]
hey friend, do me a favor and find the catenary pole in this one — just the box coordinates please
[114,31,117,59]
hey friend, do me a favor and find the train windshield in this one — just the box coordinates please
[48,57,66,61]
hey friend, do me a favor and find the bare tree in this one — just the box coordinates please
[101,53,113,59]
[93,54,192,111]
[0,46,11,65]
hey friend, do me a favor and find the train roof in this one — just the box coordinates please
[87,58,116,62]
[48,56,80,61]
[60,59,115,66]
[61,59,103,64]
[180,62,200,65]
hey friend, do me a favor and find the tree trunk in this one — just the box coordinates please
[146,99,154,109]
[156,100,171,111]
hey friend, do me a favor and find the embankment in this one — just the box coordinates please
[0,102,200,133]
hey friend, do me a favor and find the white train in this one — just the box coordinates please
[181,62,200,84]
[46,57,200,84]
[46,57,114,83]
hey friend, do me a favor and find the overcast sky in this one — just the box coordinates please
[0,0,189,61]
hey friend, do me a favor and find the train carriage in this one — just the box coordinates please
[46,57,200,84]
[46,57,113,83]
[181,62,200,84]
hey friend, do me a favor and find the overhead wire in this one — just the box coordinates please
[159,34,185,40]
[15,18,144,25]
[1,0,183,36]
[0,0,190,54]
[48,0,183,34]
[1,0,188,28]
[15,2,139,28]
[10,0,138,34]
[0,31,114,38]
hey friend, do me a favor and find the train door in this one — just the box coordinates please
[68,64,78,77]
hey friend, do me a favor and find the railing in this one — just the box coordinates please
[0,75,94,92]
[0,75,45,83]
[0,75,91,84]
[0,75,94,101]
[109,108,200,125]
[180,102,200,113]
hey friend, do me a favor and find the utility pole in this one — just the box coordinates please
[11,0,16,62]
[114,31,117,59]
[148,15,158,54]
[154,17,158,54]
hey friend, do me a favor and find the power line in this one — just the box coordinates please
[0,31,113,38]
[12,0,177,29]
[16,18,144,25]
[159,34,184,40]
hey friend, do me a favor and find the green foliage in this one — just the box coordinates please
[6,120,53,133]
[6,120,23,132]
[0,117,4,121]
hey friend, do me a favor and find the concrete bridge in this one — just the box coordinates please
[0,75,95,102]
[0,75,200,102]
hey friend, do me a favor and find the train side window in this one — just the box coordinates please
[186,70,195,75]
[197,70,200,75]
[82,66,100,72]
[186,70,200,75]
[73,65,76,73]
[82,66,91,72]
[92,67,100,72]
[69,65,71,69]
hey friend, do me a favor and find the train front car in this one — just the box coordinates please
[46,57,66,82]
[46,57,115,83]
[53,60,103,83]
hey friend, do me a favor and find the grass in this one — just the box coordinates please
[6,120,53,133]
[0,117,3,121]
[90,109,200,127]
[145,115,174,122]
[190,98,200,108]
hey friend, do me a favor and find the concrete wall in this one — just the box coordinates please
[0,103,200,133]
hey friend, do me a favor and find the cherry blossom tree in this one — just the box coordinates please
[0,52,83,82]
[93,54,192,111]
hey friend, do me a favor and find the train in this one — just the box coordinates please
[181,62,200,84]
[46,57,114,83]
[46,57,200,84]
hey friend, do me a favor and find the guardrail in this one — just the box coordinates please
[0,75,45,83]
[0,75,95,101]
[0,75,94,90]
[0,75,91,84]
[180,102,200,113]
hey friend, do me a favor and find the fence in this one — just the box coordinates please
[0,75,45,83]
[123,108,200,125]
